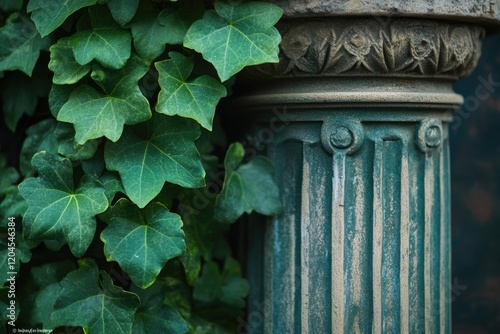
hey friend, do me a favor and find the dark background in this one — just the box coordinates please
[451,33,500,333]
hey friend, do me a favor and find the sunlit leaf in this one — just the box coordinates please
[104,114,204,208]
[69,6,132,69]
[184,1,282,81]
[49,37,91,85]
[155,52,226,130]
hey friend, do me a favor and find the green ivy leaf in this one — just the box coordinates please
[55,123,100,161]
[103,0,140,25]
[18,152,108,257]
[104,114,205,208]
[0,181,26,244]
[32,283,62,328]
[0,237,31,285]
[155,52,227,131]
[178,195,222,286]
[100,199,185,289]
[0,186,27,222]
[0,0,23,12]
[19,119,59,176]
[193,262,221,304]
[0,14,44,76]
[49,37,91,85]
[19,119,99,174]
[58,54,151,144]
[2,71,41,132]
[130,9,172,63]
[81,146,106,177]
[162,275,192,320]
[184,0,282,81]
[0,155,19,198]
[214,142,282,223]
[157,1,205,45]
[30,261,76,327]
[194,258,249,308]
[99,171,124,203]
[49,259,140,333]
[27,0,97,37]
[69,6,132,69]
[131,283,189,334]
[44,239,66,253]
[181,235,202,286]
[48,84,76,117]
[189,258,249,332]
[31,261,77,288]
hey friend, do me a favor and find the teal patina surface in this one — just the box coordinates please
[234,1,500,332]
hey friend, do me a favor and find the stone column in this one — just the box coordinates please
[236,2,500,333]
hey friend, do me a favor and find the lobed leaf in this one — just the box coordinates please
[48,84,76,117]
[132,282,189,334]
[18,152,108,257]
[30,261,76,327]
[104,113,205,208]
[49,37,91,85]
[194,258,249,308]
[0,14,43,76]
[184,0,282,81]
[49,259,140,333]
[54,123,100,161]
[214,142,282,223]
[130,9,173,63]
[57,54,151,144]
[69,6,132,69]
[27,0,97,37]
[155,52,227,131]
[19,119,100,176]
[100,199,186,289]
[157,1,205,45]
[19,119,59,176]
[103,0,140,26]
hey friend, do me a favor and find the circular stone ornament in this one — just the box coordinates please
[322,118,365,155]
[416,118,443,152]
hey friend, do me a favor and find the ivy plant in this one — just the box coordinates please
[0,0,283,333]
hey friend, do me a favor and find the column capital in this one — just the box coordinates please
[237,4,500,112]
[252,18,484,80]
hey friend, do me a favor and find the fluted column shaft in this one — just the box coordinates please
[247,109,451,333]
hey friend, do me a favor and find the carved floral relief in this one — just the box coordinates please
[256,18,485,78]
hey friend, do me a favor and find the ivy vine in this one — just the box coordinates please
[0,0,283,333]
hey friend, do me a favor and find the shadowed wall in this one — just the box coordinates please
[452,34,500,333]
